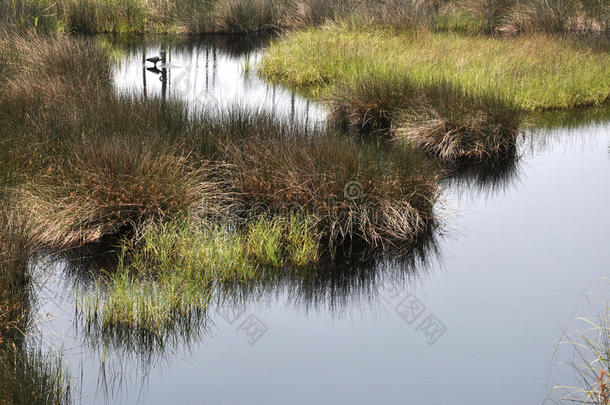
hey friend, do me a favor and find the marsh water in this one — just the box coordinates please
[31,36,610,405]
[111,35,326,126]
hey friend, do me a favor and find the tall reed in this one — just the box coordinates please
[554,307,610,404]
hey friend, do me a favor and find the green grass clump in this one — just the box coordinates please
[286,214,319,266]
[260,26,609,110]
[246,214,320,266]
[247,216,285,267]
[78,214,320,336]
[78,220,249,336]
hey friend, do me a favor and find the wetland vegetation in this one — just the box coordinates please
[0,27,439,343]
[0,0,608,403]
[2,0,608,34]
[261,26,608,162]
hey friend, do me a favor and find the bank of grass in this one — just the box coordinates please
[260,26,609,110]
[0,30,438,252]
[3,0,607,34]
[0,30,441,339]
[260,25,608,161]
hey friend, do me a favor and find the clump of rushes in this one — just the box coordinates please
[78,214,320,336]
[286,214,320,266]
[18,138,231,248]
[390,78,519,163]
[213,0,286,33]
[0,30,110,104]
[554,307,610,404]
[247,216,286,267]
[225,134,437,248]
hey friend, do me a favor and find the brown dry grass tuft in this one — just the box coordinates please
[225,135,437,248]
[0,30,110,106]
[330,72,521,163]
[17,139,232,248]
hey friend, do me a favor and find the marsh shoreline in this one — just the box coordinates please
[1,1,609,402]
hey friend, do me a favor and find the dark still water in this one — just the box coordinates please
[32,37,610,405]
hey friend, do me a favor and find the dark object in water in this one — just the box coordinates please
[146,51,166,67]
[146,66,167,82]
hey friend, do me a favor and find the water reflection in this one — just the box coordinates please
[218,231,442,316]
[440,154,523,200]
[525,105,610,131]
[440,106,610,201]
[34,115,610,405]
[112,35,326,127]
[58,227,442,350]
[522,106,610,156]
[31,230,443,403]
[27,35,610,405]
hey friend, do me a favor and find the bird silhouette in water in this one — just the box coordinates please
[146,50,166,67]
[146,66,167,82]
